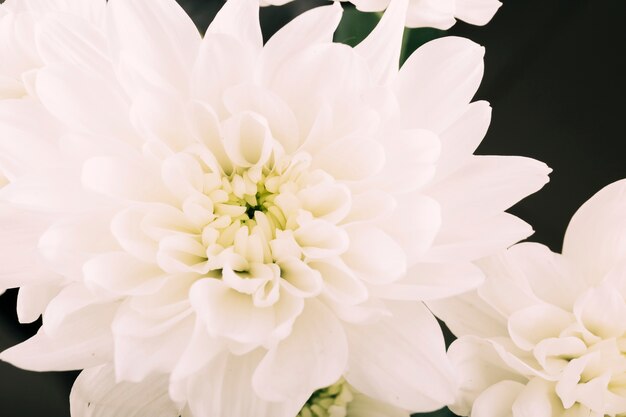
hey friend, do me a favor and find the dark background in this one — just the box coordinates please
[1,0,625,415]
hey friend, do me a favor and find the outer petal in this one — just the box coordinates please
[433,101,491,181]
[252,299,348,402]
[427,291,507,339]
[431,155,551,226]
[563,179,626,283]
[344,301,455,412]
[342,225,407,284]
[35,12,111,75]
[355,0,408,85]
[455,0,502,26]
[190,278,303,347]
[471,380,524,417]
[0,98,63,178]
[112,301,194,382]
[206,0,262,50]
[16,283,61,323]
[347,393,411,417]
[0,301,117,371]
[107,0,201,93]
[70,364,181,417]
[447,336,526,416]
[374,261,484,301]
[260,3,343,86]
[0,205,57,291]
[405,0,456,29]
[183,351,304,417]
[427,212,535,262]
[82,156,174,203]
[395,36,484,133]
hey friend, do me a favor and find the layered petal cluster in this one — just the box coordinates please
[0,0,548,415]
[261,0,502,29]
[0,0,105,188]
[432,179,626,417]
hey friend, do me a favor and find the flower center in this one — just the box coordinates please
[297,379,353,417]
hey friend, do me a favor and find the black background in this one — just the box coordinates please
[0,0,625,415]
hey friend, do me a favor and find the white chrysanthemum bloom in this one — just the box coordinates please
[261,0,502,29]
[0,0,549,415]
[432,179,626,417]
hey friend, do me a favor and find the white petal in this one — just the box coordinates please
[160,153,204,200]
[342,225,406,284]
[312,135,385,181]
[36,64,133,140]
[271,44,371,137]
[447,336,526,416]
[563,178,626,284]
[260,3,343,85]
[310,259,369,305]
[427,212,534,262]
[375,261,484,301]
[82,156,174,203]
[573,285,626,339]
[279,257,323,298]
[433,101,491,181]
[130,87,195,152]
[107,0,200,92]
[431,155,551,226]
[0,98,63,177]
[190,278,303,346]
[0,206,56,290]
[455,0,502,26]
[38,213,118,280]
[83,252,166,296]
[475,247,547,317]
[427,291,507,339]
[395,36,484,133]
[298,181,351,224]
[490,243,585,311]
[207,0,261,50]
[355,0,408,85]
[347,393,411,417]
[1,168,101,213]
[381,193,441,266]
[253,299,348,401]
[345,301,455,412]
[191,34,254,118]
[405,0,456,29]
[111,206,159,263]
[507,304,573,351]
[222,112,276,168]
[533,337,586,375]
[471,380,524,417]
[373,128,440,194]
[70,364,181,417]
[170,320,223,400]
[0,301,117,371]
[183,351,304,417]
[294,218,350,259]
[16,283,61,324]
[35,12,110,75]
[112,300,194,382]
[224,84,301,153]
[511,378,562,417]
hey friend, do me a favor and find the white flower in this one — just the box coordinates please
[432,179,626,417]
[261,0,502,29]
[0,0,548,415]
